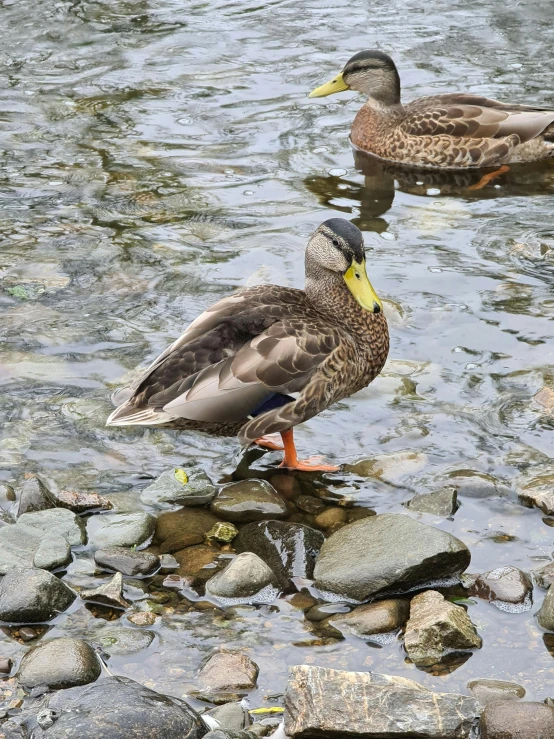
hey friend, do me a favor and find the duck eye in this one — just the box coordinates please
[355,272,361,279]
[332,238,339,247]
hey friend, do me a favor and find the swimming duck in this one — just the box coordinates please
[106,218,389,471]
[309,50,554,183]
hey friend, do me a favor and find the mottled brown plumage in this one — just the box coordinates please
[310,51,554,169]
[107,219,389,469]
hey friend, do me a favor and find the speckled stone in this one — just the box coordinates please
[480,701,554,739]
[211,480,287,524]
[17,637,101,689]
[0,568,76,623]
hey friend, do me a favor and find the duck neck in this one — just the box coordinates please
[305,266,376,333]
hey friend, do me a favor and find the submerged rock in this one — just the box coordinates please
[173,544,222,583]
[467,678,525,708]
[155,508,222,546]
[94,547,160,577]
[0,525,71,574]
[313,514,470,601]
[470,566,532,610]
[17,637,101,689]
[407,486,458,516]
[480,701,554,739]
[211,480,287,523]
[140,468,217,507]
[96,627,155,656]
[17,508,87,546]
[197,651,258,697]
[532,561,554,589]
[345,451,428,484]
[87,512,156,549]
[205,553,280,604]
[56,489,113,513]
[404,590,482,666]
[81,572,130,609]
[17,477,56,516]
[445,470,508,499]
[205,522,239,543]
[234,521,324,592]
[28,675,206,739]
[207,702,250,732]
[517,469,554,515]
[326,599,410,637]
[0,567,76,623]
[284,665,478,738]
[537,586,554,630]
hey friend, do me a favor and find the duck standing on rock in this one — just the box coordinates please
[309,50,554,188]
[107,219,389,471]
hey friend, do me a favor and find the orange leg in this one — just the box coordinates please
[279,428,339,472]
[468,165,510,191]
[254,434,284,451]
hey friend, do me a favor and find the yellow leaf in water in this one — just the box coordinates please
[174,468,188,485]
[249,707,284,715]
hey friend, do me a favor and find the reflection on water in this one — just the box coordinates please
[1,0,554,711]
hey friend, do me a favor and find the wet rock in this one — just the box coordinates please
[467,679,525,708]
[286,592,318,611]
[87,512,156,549]
[284,664,479,738]
[207,702,249,731]
[96,627,155,656]
[294,495,327,516]
[197,651,258,696]
[0,481,16,508]
[28,675,206,739]
[445,470,508,499]
[314,507,347,529]
[140,468,217,507]
[56,489,112,513]
[17,477,56,516]
[19,626,39,641]
[205,553,279,604]
[517,470,554,515]
[404,590,482,666]
[407,486,458,516]
[532,561,554,589]
[0,567,76,623]
[155,507,222,545]
[313,514,470,602]
[127,611,158,627]
[159,553,179,572]
[17,637,101,689]
[160,531,205,554]
[0,525,71,574]
[173,544,222,583]
[203,732,258,739]
[480,701,554,739]
[234,521,324,592]
[305,603,350,622]
[470,566,532,609]
[211,480,287,524]
[345,451,428,484]
[537,585,554,630]
[205,522,239,543]
[326,599,410,637]
[17,508,86,546]
[94,547,160,576]
[81,572,130,609]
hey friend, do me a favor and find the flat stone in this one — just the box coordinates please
[234,521,324,592]
[327,599,410,637]
[532,562,554,589]
[81,572,130,609]
[128,611,158,626]
[345,451,428,484]
[140,468,217,507]
[94,547,160,576]
[56,490,113,513]
[96,627,155,656]
[28,675,206,739]
[207,703,249,732]
[404,590,482,666]
[518,470,554,515]
[17,477,56,516]
[314,507,347,529]
[294,495,327,515]
[284,665,479,738]
[445,470,508,499]
[211,480,287,523]
[17,637,101,689]
[87,512,156,549]
[467,679,526,708]
[537,585,554,630]
[470,566,532,609]
[0,525,71,574]
[17,508,86,546]
[407,486,458,516]
[206,553,280,604]
[313,513,470,602]
[173,544,221,583]
[155,508,222,544]
[0,568,76,623]
[305,603,350,622]
[159,532,205,554]
[198,651,258,694]
[480,701,554,739]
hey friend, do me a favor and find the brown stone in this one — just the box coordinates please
[532,562,554,589]
[471,566,532,606]
[155,508,222,544]
[481,701,554,738]
[159,532,204,554]
[286,592,318,611]
[346,507,375,523]
[314,507,347,529]
[173,545,221,582]
[197,651,258,693]
[467,679,525,708]
[56,489,113,512]
[328,598,410,636]
[269,474,301,499]
[128,611,158,627]
[294,496,327,515]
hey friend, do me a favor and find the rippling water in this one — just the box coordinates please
[1,0,554,711]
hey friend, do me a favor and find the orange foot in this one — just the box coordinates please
[468,165,510,191]
[254,434,284,451]
[278,429,339,472]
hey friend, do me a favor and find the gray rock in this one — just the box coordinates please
[96,627,155,656]
[17,477,56,516]
[518,470,554,515]
[87,512,156,549]
[17,637,101,689]
[207,703,249,732]
[445,470,508,499]
[140,468,217,507]
[537,585,554,630]
[17,508,86,546]
[211,480,287,524]
[470,566,532,610]
[327,599,410,637]
[480,701,554,739]
[94,547,160,576]
[313,514,470,602]
[203,732,258,739]
[205,553,280,604]
[27,675,206,739]
[234,521,324,592]
[81,572,130,609]
[0,568,76,623]
[532,561,554,589]
[407,486,458,516]
[305,603,350,622]
[198,651,258,695]
[0,525,71,574]
[467,679,525,708]
[284,665,479,738]
[404,590,482,666]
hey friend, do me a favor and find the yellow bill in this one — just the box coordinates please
[308,71,350,98]
[344,260,383,313]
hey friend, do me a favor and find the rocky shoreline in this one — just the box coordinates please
[1,465,554,738]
